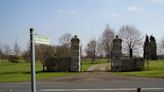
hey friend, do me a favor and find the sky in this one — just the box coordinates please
[0,0,164,51]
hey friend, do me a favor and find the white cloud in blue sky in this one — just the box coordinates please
[57,9,77,14]
[110,12,121,17]
[0,0,164,51]
[128,6,145,12]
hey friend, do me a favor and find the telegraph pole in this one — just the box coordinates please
[30,28,36,92]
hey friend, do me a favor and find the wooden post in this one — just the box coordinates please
[137,88,142,92]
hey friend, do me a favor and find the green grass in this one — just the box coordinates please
[3,59,163,82]
[0,59,107,82]
[115,60,164,78]
[0,61,75,82]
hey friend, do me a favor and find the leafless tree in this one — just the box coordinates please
[85,39,96,63]
[161,37,164,49]
[0,44,2,62]
[96,39,105,58]
[59,33,72,56]
[98,25,115,62]
[118,25,143,57]
[59,33,72,47]
[3,44,11,59]
[13,40,21,56]
[158,36,164,55]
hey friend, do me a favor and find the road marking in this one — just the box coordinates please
[40,88,164,92]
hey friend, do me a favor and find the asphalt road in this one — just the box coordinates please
[0,72,164,92]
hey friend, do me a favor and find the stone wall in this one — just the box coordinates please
[120,58,144,72]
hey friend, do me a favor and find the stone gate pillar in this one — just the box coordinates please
[111,35,122,72]
[70,35,81,72]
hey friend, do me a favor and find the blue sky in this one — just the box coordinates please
[0,0,164,50]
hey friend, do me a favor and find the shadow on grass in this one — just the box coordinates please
[23,71,71,74]
[0,71,20,75]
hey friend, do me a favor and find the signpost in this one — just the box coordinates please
[30,28,51,92]
[30,28,36,92]
[34,34,50,45]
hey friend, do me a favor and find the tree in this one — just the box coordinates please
[59,33,72,47]
[13,40,21,56]
[118,25,143,58]
[0,44,2,62]
[59,33,72,56]
[161,37,164,50]
[143,35,150,59]
[143,35,150,70]
[3,44,11,59]
[149,35,157,60]
[98,25,115,62]
[96,39,105,58]
[9,40,23,63]
[35,44,56,71]
[158,36,164,55]
[85,39,96,63]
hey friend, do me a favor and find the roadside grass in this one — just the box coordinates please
[0,59,107,82]
[114,60,164,78]
[0,61,75,82]
[2,59,163,82]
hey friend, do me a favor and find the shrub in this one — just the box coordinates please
[9,55,24,63]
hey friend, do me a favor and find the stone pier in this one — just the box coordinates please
[70,35,81,72]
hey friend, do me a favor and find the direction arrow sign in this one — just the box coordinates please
[34,34,50,44]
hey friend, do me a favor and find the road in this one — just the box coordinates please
[0,64,164,92]
[0,72,164,92]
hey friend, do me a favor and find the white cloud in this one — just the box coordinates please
[110,12,121,17]
[128,6,145,12]
[57,9,76,14]
[152,0,164,3]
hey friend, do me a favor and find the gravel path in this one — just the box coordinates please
[87,63,111,72]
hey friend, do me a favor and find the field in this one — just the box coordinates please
[0,59,164,82]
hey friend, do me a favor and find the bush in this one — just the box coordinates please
[9,55,24,63]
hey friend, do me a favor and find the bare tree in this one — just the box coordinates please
[13,40,21,56]
[98,25,115,62]
[118,25,143,58]
[158,36,164,55]
[96,39,105,58]
[85,39,96,63]
[59,33,72,47]
[161,37,164,49]
[3,44,11,59]
[0,44,2,62]
[59,33,72,56]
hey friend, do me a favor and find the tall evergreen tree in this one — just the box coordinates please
[143,35,149,59]
[149,35,157,60]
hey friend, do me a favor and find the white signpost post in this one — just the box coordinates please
[30,28,50,92]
